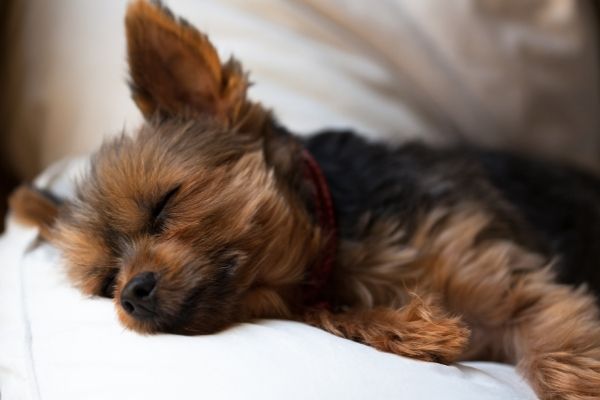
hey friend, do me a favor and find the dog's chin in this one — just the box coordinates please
[115,306,163,334]
[115,302,234,336]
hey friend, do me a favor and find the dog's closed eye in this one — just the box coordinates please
[150,185,180,234]
[100,269,118,298]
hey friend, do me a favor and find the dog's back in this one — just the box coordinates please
[305,130,600,300]
[478,150,600,296]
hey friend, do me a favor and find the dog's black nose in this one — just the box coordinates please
[121,272,157,319]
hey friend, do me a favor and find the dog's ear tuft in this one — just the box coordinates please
[125,0,249,124]
[8,185,63,242]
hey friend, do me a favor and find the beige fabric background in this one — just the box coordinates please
[2,0,599,180]
[300,0,600,167]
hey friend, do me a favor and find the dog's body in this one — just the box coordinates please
[9,1,600,399]
[307,131,600,299]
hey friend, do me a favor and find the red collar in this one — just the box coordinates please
[301,149,337,309]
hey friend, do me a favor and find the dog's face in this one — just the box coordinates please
[56,123,280,335]
[51,1,322,335]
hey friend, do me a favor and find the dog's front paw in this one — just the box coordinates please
[365,306,470,364]
[303,300,470,365]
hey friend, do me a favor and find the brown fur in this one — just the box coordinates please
[8,184,59,241]
[8,2,600,398]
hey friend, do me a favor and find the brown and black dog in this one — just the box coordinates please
[10,1,600,399]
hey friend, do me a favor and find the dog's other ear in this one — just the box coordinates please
[126,0,249,124]
[8,185,62,242]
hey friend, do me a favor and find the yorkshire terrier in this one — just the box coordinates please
[9,1,600,399]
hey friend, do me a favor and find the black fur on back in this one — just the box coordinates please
[303,131,600,300]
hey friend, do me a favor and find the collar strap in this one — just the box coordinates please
[301,148,337,309]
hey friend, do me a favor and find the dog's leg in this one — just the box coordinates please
[507,276,600,400]
[460,271,600,400]
[413,208,600,399]
[303,294,469,364]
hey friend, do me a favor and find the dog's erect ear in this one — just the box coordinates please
[8,185,63,242]
[126,0,249,123]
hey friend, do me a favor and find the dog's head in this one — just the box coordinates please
[46,1,323,335]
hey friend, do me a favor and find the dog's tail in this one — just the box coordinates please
[8,184,62,241]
